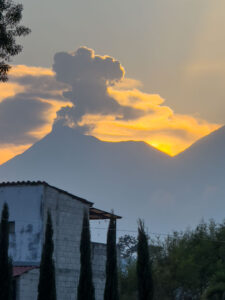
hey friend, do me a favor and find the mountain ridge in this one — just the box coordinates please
[0,125,225,237]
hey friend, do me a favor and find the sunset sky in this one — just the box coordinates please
[0,0,225,164]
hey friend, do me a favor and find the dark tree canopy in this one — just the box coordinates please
[104,216,119,300]
[37,211,56,300]
[0,0,30,81]
[137,220,153,300]
[77,210,95,300]
[118,234,137,262]
[0,203,12,300]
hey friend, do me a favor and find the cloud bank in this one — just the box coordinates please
[0,65,71,163]
[0,47,221,163]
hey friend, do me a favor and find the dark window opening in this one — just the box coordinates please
[9,221,15,234]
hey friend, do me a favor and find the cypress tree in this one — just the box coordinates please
[0,203,12,300]
[77,210,95,300]
[38,211,56,300]
[104,215,119,300]
[137,220,153,300]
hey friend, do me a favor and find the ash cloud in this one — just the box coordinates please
[53,47,143,127]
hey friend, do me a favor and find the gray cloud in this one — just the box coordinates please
[0,97,51,145]
[0,73,69,146]
[12,75,68,101]
[53,47,143,126]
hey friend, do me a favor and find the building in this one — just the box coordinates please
[0,181,121,300]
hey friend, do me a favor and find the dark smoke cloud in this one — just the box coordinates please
[53,47,143,126]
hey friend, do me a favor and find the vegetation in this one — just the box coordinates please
[38,211,56,300]
[119,219,225,300]
[118,234,137,262]
[0,203,12,300]
[0,0,30,81]
[119,260,137,300]
[202,270,225,299]
[77,210,95,300]
[104,215,119,300]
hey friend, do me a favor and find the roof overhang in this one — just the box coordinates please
[89,207,122,220]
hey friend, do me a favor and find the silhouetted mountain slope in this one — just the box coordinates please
[0,125,225,236]
[176,126,225,161]
[173,125,225,185]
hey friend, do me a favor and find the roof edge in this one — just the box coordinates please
[90,207,122,219]
[0,181,93,206]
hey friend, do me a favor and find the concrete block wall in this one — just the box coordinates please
[43,185,90,300]
[17,243,107,300]
[17,268,39,300]
[92,243,107,300]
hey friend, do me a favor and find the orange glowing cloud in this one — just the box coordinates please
[80,113,220,156]
[78,82,221,156]
[0,144,32,165]
[0,82,25,102]
[9,65,54,77]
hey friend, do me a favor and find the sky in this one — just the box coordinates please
[0,0,225,164]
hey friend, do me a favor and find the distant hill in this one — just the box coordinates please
[0,125,225,237]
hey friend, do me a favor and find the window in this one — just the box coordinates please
[9,221,15,234]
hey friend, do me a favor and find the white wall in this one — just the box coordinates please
[0,184,44,264]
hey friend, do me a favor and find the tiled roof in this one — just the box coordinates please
[0,181,93,206]
[13,266,38,277]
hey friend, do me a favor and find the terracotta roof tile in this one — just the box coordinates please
[13,266,38,277]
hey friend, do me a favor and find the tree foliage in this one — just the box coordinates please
[0,203,12,300]
[119,219,225,300]
[152,220,225,299]
[202,270,225,300]
[104,216,119,300]
[119,259,137,300]
[77,210,95,300]
[137,220,153,300]
[38,211,56,300]
[0,0,30,81]
[118,234,137,262]
[118,234,138,300]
